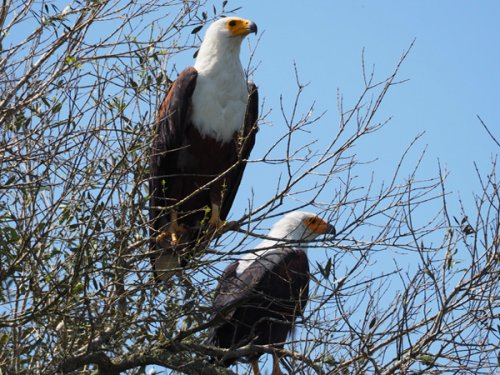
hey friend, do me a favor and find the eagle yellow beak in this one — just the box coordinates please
[228,18,258,37]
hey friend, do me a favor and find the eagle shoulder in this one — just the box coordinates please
[154,66,198,153]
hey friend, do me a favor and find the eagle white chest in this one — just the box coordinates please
[190,66,248,142]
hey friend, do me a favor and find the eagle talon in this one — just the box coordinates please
[221,220,240,232]
[207,217,226,231]
[157,223,187,247]
[205,220,240,238]
[206,203,225,231]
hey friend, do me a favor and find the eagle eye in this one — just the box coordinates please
[305,217,317,226]
[229,20,236,27]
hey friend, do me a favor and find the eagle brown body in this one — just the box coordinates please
[208,249,309,364]
[149,18,259,280]
[207,211,335,375]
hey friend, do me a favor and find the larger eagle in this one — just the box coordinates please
[150,17,259,281]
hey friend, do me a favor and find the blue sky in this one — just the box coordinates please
[184,0,500,224]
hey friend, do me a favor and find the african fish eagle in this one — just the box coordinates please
[207,211,336,375]
[149,17,259,280]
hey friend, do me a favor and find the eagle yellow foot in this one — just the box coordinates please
[206,204,239,233]
[207,217,239,234]
[207,215,225,230]
[156,223,186,247]
[207,204,223,229]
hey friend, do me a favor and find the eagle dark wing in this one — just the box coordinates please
[149,67,198,235]
[207,248,310,354]
[212,256,269,318]
[212,247,309,317]
[149,67,198,279]
[219,82,259,220]
[153,67,198,155]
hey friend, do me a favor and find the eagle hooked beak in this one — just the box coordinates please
[248,21,258,35]
[325,222,336,237]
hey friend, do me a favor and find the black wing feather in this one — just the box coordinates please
[207,248,310,354]
[149,67,198,275]
[152,66,198,160]
[150,67,198,228]
[213,260,266,314]
[212,247,295,315]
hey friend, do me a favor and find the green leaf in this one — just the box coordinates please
[191,25,203,34]
[0,333,9,347]
[64,55,81,68]
[52,102,62,114]
[72,282,84,295]
[418,355,434,366]
[2,227,20,243]
[5,175,15,185]
[65,56,76,65]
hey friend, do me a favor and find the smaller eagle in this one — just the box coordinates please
[149,17,259,281]
[206,211,336,375]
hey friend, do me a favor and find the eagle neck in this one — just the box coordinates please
[235,225,310,276]
[194,37,243,76]
[191,36,248,142]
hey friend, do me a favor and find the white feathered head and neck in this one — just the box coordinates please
[236,211,336,275]
[194,17,257,73]
[259,211,336,248]
[191,17,258,142]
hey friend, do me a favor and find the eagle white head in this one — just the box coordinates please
[236,211,336,275]
[191,17,258,142]
[265,211,336,243]
[194,17,257,72]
